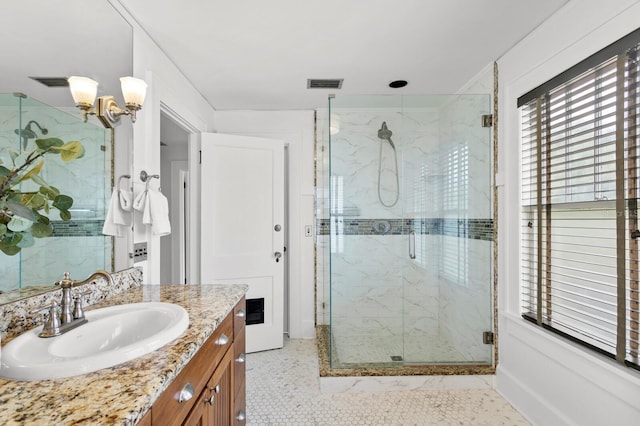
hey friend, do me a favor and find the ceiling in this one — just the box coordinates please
[119,0,569,111]
[0,1,569,112]
[0,0,132,109]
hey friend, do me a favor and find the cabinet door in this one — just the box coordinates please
[205,348,233,425]
[182,391,210,426]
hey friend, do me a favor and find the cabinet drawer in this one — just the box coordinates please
[233,297,246,337]
[151,313,234,426]
[233,381,246,426]
[233,326,246,398]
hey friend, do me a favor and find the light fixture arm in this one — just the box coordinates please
[68,76,146,129]
[97,96,134,128]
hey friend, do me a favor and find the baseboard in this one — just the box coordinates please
[496,365,575,426]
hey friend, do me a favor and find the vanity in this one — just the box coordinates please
[0,280,248,426]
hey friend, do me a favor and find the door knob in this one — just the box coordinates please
[275,251,282,262]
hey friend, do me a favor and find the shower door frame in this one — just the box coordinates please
[327,94,495,370]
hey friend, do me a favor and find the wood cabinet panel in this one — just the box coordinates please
[205,349,233,425]
[151,313,233,426]
[182,390,210,426]
[233,381,246,426]
[138,410,152,426]
[233,326,246,398]
[234,297,246,337]
[146,299,246,426]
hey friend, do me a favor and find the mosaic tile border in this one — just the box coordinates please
[316,218,494,241]
[51,220,104,237]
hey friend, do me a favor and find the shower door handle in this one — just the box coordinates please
[409,231,416,260]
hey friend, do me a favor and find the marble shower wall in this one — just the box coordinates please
[0,97,111,292]
[316,89,493,365]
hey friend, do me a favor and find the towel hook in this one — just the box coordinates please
[140,170,160,183]
[117,174,131,189]
[140,170,160,190]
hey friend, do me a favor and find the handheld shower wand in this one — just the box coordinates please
[376,121,399,207]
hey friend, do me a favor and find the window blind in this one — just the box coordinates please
[520,32,640,369]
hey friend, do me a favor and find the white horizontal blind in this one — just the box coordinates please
[521,43,640,368]
[625,46,640,365]
[521,100,539,321]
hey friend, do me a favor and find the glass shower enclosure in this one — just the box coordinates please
[0,93,112,293]
[326,95,493,368]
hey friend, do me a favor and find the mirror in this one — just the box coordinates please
[0,0,133,303]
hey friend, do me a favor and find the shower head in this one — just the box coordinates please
[14,127,37,139]
[25,120,48,135]
[377,121,395,149]
[14,120,48,149]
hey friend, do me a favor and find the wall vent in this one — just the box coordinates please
[29,77,69,87]
[307,78,343,89]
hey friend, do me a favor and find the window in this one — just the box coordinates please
[520,28,640,369]
[442,145,469,285]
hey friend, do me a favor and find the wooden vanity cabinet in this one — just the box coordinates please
[183,350,233,425]
[232,298,247,425]
[145,298,246,426]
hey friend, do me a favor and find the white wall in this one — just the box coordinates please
[111,2,315,339]
[110,0,216,284]
[213,110,316,339]
[497,1,640,424]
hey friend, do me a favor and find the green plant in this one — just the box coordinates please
[0,137,85,255]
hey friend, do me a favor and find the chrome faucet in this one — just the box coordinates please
[64,270,115,287]
[32,270,114,338]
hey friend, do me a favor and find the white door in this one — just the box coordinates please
[200,133,285,353]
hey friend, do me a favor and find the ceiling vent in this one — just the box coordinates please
[307,79,343,89]
[29,77,69,87]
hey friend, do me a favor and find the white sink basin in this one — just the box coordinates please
[0,302,189,381]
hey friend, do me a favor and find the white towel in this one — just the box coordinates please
[103,190,127,237]
[148,189,171,236]
[133,189,150,224]
[112,189,132,226]
[133,188,171,236]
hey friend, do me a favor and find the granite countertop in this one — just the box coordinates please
[0,284,248,426]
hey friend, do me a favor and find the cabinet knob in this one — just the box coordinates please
[178,383,194,403]
[215,333,229,346]
[205,394,215,405]
[236,410,246,421]
[236,309,246,318]
[236,353,246,363]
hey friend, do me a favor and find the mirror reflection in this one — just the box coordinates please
[0,0,133,301]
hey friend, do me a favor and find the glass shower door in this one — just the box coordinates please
[401,94,493,365]
[328,94,493,368]
[328,95,405,367]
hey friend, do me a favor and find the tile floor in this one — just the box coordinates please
[245,338,530,425]
[331,333,466,366]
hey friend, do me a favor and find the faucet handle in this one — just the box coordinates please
[55,271,74,288]
[72,289,92,320]
[30,300,59,315]
[30,301,62,338]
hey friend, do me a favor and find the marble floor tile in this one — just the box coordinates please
[246,338,529,425]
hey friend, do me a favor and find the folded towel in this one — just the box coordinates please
[112,189,132,226]
[133,188,171,236]
[133,189,150,224]
[148,188,171,236]
[103,190,127,237]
